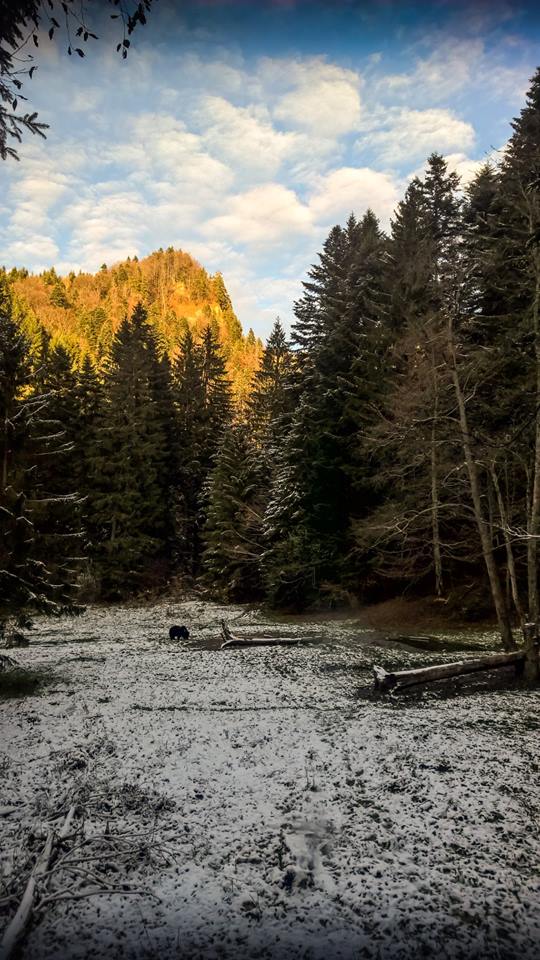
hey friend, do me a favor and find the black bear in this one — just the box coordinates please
[169,624,190,641]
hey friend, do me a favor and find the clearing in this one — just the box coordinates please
[1,601,539,959]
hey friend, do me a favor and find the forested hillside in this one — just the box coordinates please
[9,248,262,402]
[2,71,540,641]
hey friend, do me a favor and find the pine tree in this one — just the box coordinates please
[31,342,84,591]
[0,278,81,636]
[89,303,171,598]
[249,318,293,441]
[71,355,103,579]
[363,155,462,600]
[171,328,206,572]
[201,319,294,601]
[199,324,233,449]
[171,324,232,574]
[261,214,389,607]
[495,68,540,623]
[202,422,263,601]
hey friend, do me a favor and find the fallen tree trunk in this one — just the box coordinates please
[373,650,526,694]
[220,621,299,650]
[0,805,77,960]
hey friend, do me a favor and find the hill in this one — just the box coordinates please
[9,247,262,400]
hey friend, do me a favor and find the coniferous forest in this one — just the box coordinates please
[3,4,540,959]
[3,72,540,647]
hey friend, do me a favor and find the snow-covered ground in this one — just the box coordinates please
[1,601,539,959]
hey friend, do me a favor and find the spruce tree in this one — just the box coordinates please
[171,328,206,572]
[0,278,81,636]
[249,318,294,441]
[363,155,462,599]
[31,342,84,592]
[171,324,232,574]
[202,422,263,601]
[261,213,388,607]
[201,319,294,601]
[89,303,171,598]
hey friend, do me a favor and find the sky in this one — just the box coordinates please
[1,0,540,338]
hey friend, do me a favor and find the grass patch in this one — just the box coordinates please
[0,667,60,700]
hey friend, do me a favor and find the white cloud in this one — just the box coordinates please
[377,40,483,101]
[203,183,312,247]
[60,189,150,268]
[177,53,247,98]
[269,58,362,137]
[198,97,300,179]
[0,31,530,339]
[309,166,400,228]
[106,114,234,200]
[358,108,475,164]
[68,87,104,113]
[1,156,73,262]
[2,235,59,266]
[375,37,533,109]
[443,152,486,185]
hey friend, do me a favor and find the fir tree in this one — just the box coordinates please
[89,303,171,598]
[31,342,84,591]
[249,318,294,442]
[0,277,81,634]
[171,324,232,573]
[202,422,263,601]
[202,319,294,601]
[262,214,388,607]
[171,328,206,572]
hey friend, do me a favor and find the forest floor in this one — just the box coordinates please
[1,601,539,960]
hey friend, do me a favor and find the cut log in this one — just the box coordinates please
[373,650,526,693]
[220,621,299,650]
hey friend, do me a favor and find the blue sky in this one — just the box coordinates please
[1,0,539,338]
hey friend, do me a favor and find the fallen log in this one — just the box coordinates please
[220,621,299,650]
[0,804,77,960]
[373,650,526,694]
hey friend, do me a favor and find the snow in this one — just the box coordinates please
[1,601,539,959]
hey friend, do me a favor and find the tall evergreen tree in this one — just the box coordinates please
[202,319,294,601]
[202,422,263,601]
[31,342,84,591]
[89,303,171,598]
[249,318,294,442]
[262,213,388,607]
[0,278,81,634]
[171,324,232,574]
[361,155,463,600]
[171,328,206,573]
[495,67,540,623]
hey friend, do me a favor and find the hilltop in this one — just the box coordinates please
[9,247,262,400]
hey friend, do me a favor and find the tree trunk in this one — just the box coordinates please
[0,805,77,960]
[373,650,526,693]
[447,316,515,650]
[527,256,540,622]
[490,465,524,628]
[220,621,299,649]
[430,350,443,598]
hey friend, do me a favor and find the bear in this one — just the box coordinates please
[169,624,190,641]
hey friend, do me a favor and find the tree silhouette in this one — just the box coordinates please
[0,0,154,160]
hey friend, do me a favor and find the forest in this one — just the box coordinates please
[2,70,540,649]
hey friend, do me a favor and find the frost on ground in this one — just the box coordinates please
[0,601,539,960]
